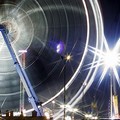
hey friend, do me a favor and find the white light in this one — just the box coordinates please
[64,54,72,61]
[52,100,55,104]
[44,111,50,119]
[104,51,118,68]
[92,116,98,119]
[56,44,61,53]
[65,115,71,120]
[13,112,21,116]
[73,108,78,112]
[18,50,27,53]
[88,114,92,118]
[66,55,71,60]
[23,109,26,116]
[60,104,65,108]
[85,114,92,118]
[60,104,70,109]
[66,105,71,108]
[68,108,78,112]
[87,38,120,87]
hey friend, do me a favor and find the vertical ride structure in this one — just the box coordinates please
[0,24,44,116]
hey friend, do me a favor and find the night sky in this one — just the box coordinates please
[99,0,120,47]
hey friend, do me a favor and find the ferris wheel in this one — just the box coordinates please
[0,0,105,119]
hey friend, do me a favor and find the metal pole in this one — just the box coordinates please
[20,52,25,112]
[64,59,66,120]
[110,70,113,119]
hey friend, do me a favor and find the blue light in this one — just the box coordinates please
[56,42,64,54]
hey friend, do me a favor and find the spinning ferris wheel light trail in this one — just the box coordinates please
[0,0,115,119]
[0,24,44,116]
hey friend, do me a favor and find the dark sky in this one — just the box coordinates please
[99,0,120,47]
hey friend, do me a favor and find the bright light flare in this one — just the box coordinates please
[52,100,55,104]
[44,111,50,119]
[85,113,92,118]
[87,38,120,87]
[65,116,71,120]
[65,54,72,62]
[18,50,27,53]
[56,42,64,54]
[103,50,119,68]
[66,55,71,61]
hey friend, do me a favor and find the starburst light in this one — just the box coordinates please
[87,38,120,87]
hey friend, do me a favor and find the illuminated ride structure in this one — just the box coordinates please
[110,70,119,119]
[0,24,44,116]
